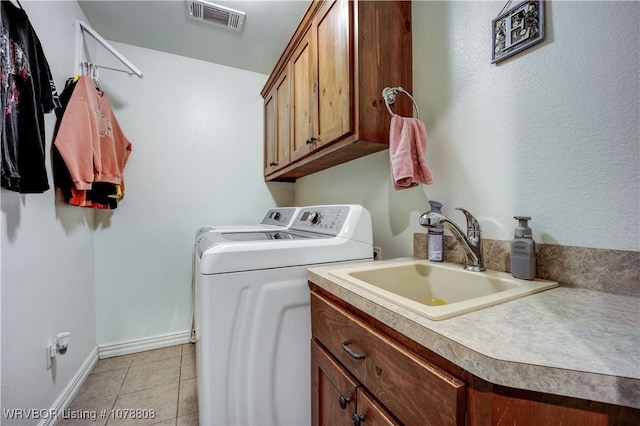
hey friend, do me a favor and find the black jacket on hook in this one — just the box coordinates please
[1,0,58,193]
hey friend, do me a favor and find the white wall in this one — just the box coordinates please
[1,2,97,422]
[92,42,293,346]
[1,1,296,417]
[295,1,639,257]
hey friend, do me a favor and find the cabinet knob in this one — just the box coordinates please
[306,136,317,145]
[338,395,351,410]
[352,413,366,426]
[269,162,278,166]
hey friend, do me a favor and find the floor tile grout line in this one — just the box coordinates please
[175,346,184,420]
[106,357,133,425]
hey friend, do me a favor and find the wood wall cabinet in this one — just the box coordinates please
[261,0,413,181]
[310,286,640,426]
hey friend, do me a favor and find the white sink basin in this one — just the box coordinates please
[329,260,558,320]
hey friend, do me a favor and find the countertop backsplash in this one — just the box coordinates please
[414,233,639,297]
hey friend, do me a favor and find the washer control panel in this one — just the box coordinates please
[290,206,350,236]
[260,208,298,226]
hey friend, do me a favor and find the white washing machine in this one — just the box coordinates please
[195,205,373,426]
[190,207,300,343]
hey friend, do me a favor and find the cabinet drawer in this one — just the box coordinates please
[311,293,466,425]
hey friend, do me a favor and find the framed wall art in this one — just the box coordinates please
[492,0,545,64]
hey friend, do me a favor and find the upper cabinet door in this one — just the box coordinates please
[290,26,318,162]
[264,87,277,175]
[275,69,291,169]
[314,0,353,149]
[264,69,291,175]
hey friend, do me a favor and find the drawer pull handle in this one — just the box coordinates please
[338,395,351,409]
[352,413,366,426]
[342,341,366,360]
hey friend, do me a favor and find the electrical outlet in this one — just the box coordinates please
[373,246,382,260]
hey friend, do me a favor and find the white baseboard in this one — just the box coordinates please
[39,348,99,426]
[98,330,191,359]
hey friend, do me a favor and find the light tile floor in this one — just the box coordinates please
[57,344,198,426]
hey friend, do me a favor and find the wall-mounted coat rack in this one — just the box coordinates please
[74,20,143,78]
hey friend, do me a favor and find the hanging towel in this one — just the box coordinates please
[389,115,433,190]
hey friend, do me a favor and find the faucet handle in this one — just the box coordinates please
[455,208,481,239]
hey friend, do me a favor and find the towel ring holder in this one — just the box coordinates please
[382,86,420,119]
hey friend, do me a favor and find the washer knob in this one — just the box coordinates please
[273,212,281,220]
[309,212,320,224]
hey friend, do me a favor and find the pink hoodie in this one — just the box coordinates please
[54,76,132,190]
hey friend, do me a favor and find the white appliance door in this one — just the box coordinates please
[196,266,311,426]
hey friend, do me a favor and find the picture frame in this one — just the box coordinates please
[492,0,545,64]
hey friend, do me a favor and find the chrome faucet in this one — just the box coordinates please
[419,207,485,272]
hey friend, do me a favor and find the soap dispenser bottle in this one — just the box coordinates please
[511,216,536,280]
[427,201,444,262]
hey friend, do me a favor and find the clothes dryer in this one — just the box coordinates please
[195,205,373,426]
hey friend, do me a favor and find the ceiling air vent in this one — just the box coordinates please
[188,1,245,32]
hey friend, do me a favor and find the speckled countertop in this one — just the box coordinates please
[308,258,640,409]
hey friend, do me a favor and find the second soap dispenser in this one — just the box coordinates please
[427,201,444,262]
[511,216,536,280]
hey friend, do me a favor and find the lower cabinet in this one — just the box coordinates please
[312,341,399,426]
[310,287,640,426]
[311,292,466,425]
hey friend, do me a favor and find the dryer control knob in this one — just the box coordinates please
[309,212,320,224]
[273,212,282,220]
